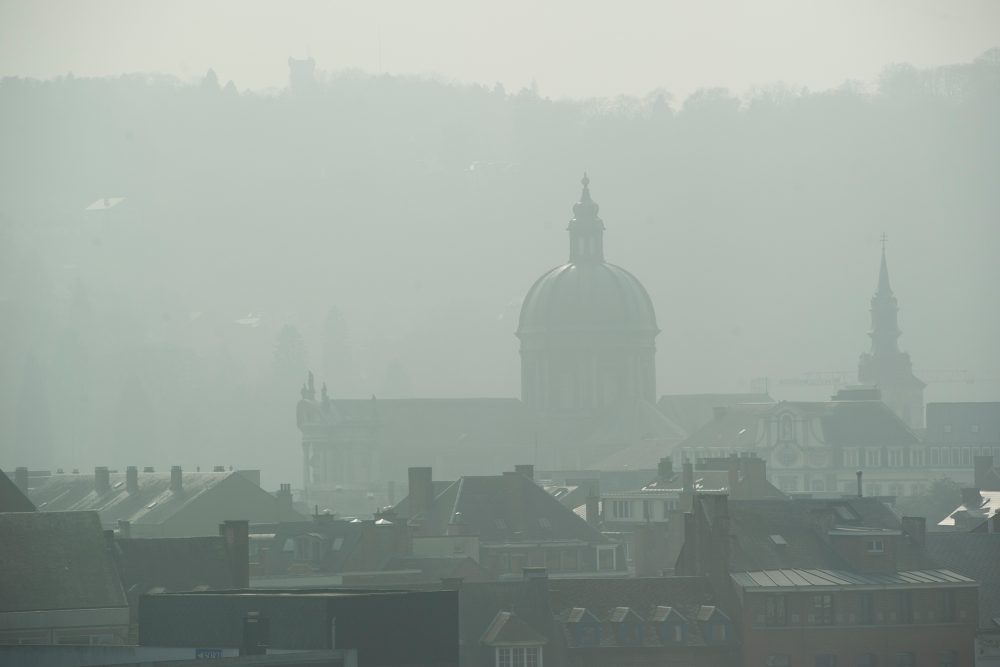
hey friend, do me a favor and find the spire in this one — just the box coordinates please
[567,172,605,263]
[868,235,900,356]
[877,233,892,297]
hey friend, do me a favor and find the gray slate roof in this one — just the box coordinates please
[924,532,1000,628]
[402,472,609,545]
[0,468,35,512]
[732,568,975,591]
[26,470,301,530]
[0,511,127,613]
[724,497,933,572]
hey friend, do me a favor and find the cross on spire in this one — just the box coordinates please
[880,232,888,252]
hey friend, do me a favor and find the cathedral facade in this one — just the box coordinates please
[297,175,683,509]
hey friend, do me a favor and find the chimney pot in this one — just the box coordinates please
[118,519,131,539]
[95,466,111,494]
[170,466,183,493]
[126,466,139,494]
[657,457,674,480]
[856,470,863,498]
[407,467,433,519]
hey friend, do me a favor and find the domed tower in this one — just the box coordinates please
[517,174,659,414]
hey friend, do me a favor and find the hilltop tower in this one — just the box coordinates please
[858,239,925,429]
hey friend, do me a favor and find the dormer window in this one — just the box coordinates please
[867,539,885,554]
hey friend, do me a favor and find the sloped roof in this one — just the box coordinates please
[0,468,35,512]
[731,568,974,590]
[723,497,933,572]
[0,511,127,613]
[481,611,549,645]
[925,402,1000,445]
[27,470,300,528]
[924,532,1000,629]
[938,491,1000,527]
[114,536,238,610]
[406,472,609,545]
[658,393,774,435]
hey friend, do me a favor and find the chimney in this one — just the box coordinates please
[407,467,434,518]
[585,495,601,528]
[727,454,739,494]
[387,480,396,506]
[126,466,139,494]
[682,460,694,494]
[95,466,111,494]
[276,483,293,514]
[14,467,29,492]
[961,488,983,509]
[856,470,863,498]
[118,519,131,539]
[974,456,994,489]
[220,519,250,588]
[713,406,727,422]
[514,464,534,480]
[657,457,673,480]
[170,466,183,493]
[901,516,926,547]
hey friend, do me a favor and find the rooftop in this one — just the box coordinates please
[732,568,975,591]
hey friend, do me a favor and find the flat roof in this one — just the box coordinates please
[732,568,975,591]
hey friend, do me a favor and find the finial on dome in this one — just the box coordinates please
[573,172,599,220]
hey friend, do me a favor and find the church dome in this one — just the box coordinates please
[517,175,658,337]
[517,262,658,335]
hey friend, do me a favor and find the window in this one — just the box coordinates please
[961,448,971,466]
[860,592,876,625]
[939,650,958,667]
[643,500,652,520]
[895,653,915,667]
[865,449,881,467]
[537,517,551,529]
[597,546,615,571]
[562,549,578,571]
[611,500,632,519]
[858,654,878,667]
[710,623,728,641]
[843,449,859,467]
[867,539,885,553]
[941,590,956,622]
[496,646,541,667]
[971,424,980,434]
[765,595,787,626]
[767,656,792,667]
[911,449,925,467]
[816,655,837,667]
[780,414,795,441]
[811,594,834,625]
[897,591,913,624]
[944,424,953,433]
[930,448,940,466]
[888,483,903,497]
[888,450,904,467]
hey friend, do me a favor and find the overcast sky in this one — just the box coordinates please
[2,0,998,99]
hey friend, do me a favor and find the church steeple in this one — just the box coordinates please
[869,235,901,357]
[567,173,605,263]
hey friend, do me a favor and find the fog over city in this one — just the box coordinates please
[2,3,1000,665]
[3,1,997,486]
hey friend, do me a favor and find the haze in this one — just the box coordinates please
[1,1,998,490]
